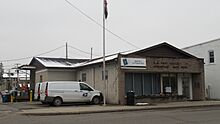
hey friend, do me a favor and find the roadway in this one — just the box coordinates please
[1,106,220,124]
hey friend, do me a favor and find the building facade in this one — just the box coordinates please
[75,43,205,104]
[183,38,220,99]
[30,43,205,104]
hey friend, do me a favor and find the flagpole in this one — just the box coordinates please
[103,0,106,106]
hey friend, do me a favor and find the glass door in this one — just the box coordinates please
[162,74,177,95]
[182,77,190,99]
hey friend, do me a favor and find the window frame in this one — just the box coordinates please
[125,73,161,96]
[80,83,93,91]
[102,70,108,80]
[81,73,87,82]
[208,50,215,64]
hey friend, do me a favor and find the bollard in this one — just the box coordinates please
[11,95,13,103]
[30,90,32,102]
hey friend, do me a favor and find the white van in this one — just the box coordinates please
[40,81,103,106]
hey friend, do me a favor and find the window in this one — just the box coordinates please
[82,73,86,82]
[143,73,152,95]
[102,70,108,80]
[125,73,161,96]
[80,83,93,91]
[125,73,133,92]
[209,50,215,63]
[134,73,143,96]
[152,74,161,94]
[40,75,43,83]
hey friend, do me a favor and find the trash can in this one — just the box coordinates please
[6,94,10,102]
[2,95,7,103]
[2,94,10,103]
[127,91,135,105]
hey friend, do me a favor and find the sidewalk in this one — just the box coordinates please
[18,100,220,116]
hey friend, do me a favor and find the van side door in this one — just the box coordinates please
[69,83,82,102]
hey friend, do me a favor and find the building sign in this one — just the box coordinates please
[121,58,146,67]
[165,87,172,93]
[146,58,201,73]
[152,60,188,70]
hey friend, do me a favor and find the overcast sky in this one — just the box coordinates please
[0,0,220,69]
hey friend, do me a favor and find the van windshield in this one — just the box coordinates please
[80,83,93,91]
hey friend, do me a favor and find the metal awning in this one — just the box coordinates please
[18,65,36,70]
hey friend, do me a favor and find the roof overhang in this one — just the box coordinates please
[19,65,36,70]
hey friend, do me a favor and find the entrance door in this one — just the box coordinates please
[182,77,190,99]
[162,74,177,94]
[162,76,171,94]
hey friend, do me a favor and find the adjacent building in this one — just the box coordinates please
[0,70,30,91]
[183,38,220,99]
[30,42,205,104]
[29,57,88,83]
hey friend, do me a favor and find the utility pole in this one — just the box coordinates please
[26,70,28,81]
[8,69,11,90]
[66,42,68,59]
[15,63,20,90]
[91,47,93,60]
[103,0,107,106]
[0,63,3,82]
[0,63,3,91]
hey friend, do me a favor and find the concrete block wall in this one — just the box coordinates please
[35,69,76,83]
[35,69,48,83]
[76,62,119,104]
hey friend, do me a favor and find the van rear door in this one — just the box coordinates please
[40,82,47,101]
[34,83,39,100]
[34,83,41,100]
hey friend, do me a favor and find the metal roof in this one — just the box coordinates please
[33,57,88,68]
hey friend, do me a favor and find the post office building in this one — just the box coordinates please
[30,42,205,104]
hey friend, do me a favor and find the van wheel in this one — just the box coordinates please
[53,97,62,106]
[92,97,100,104]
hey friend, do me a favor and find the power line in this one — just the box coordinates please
[64,0,139,49]
[68,50,90,58]
[34,45,65,57]
[68,45,100,56]
[69,44,118,57]
[0,45,65,63]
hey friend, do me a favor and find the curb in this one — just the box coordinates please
[19,104,220,116]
